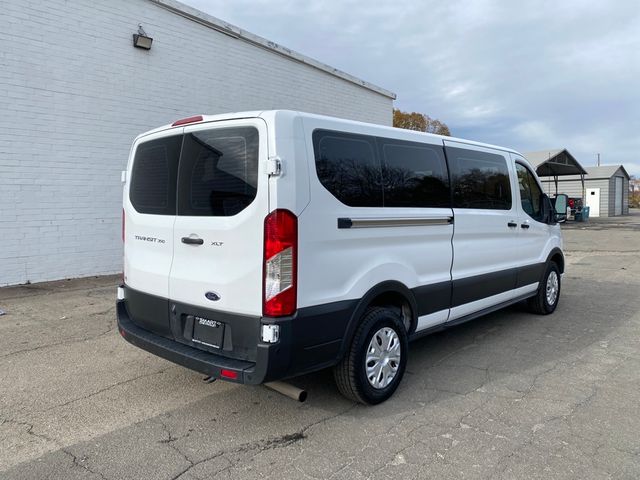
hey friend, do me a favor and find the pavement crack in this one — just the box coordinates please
[0,417,56,444]
[0,311,117,361]
[157,417,196,469]
[168,403,357,480]
[43,368,171,412]
[62,448,110,480]
[0,340,79,360]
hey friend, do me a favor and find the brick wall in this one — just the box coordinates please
[0,0,393,285]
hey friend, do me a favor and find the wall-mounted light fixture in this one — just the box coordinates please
[133,25,153,50]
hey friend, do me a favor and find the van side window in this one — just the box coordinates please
[446,147,512,210]
[379,139,450,207]
[313,130,450,208]
[177,127,259,216]
[313,131,382,207]
[516,163,544,222]
[130,135,182,215]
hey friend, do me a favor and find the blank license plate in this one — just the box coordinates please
[192,316,224,349]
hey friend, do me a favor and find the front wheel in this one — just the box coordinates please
[334,307,408,405]
[527,262,561,314]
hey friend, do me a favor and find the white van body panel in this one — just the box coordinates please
[298,115,454,319]
[445,140,521,280]
[417,310,450,330]
[123,128,183,298]
[511,153,563,270]
[263,111,311,217]
[168,118,269,315]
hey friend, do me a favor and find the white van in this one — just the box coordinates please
[117,110,566,404]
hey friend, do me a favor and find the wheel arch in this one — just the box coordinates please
[337,281,417,360]
[546,247,565,274]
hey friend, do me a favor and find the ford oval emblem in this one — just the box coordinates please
[205,291,221,301]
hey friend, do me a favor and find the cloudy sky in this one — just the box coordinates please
[182,0,640,176]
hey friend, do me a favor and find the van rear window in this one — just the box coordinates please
[178,127,259,216]
[130,135,181,215]
[129,126,259,217]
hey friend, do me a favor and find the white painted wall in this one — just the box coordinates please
[0,0,393,286]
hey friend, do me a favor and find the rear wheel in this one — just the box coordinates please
[527,261,561,314]
[334,307,408,405]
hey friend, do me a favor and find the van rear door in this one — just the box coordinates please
[169,119,269,319]
[124,129,183,337]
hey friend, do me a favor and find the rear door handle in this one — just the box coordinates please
[507,221,517,228]
[181,236,204,245]
[520,223,530,229]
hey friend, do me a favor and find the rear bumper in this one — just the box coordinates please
[116,288,357,384]
[117,299,262,383]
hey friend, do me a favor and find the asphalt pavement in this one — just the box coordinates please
[1,212,639,479]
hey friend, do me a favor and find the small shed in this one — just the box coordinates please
[524,149,588,199]
[542,165,630,217]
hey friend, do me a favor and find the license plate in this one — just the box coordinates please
[192,316,224,349]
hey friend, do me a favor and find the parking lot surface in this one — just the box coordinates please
[1,213,639,479]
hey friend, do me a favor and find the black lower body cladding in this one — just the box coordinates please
[118,260,555,384]
[117,285,358,384]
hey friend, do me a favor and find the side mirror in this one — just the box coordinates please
[552,194,568,223]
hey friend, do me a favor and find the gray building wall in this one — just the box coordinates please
[540,179,584,199]
[0,0,394,286]
[540,169,629,217]
[623,177,630,215]
[613,176,630,215]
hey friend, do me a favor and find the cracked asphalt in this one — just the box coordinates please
[1,212,639,479]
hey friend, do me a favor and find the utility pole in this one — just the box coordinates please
[597,153,600,166]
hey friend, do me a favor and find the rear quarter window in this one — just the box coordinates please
[313,130,382,207]
[129,135,182,215]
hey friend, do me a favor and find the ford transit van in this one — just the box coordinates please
[117,111,566,404]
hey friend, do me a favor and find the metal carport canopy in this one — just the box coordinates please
[524,149,588,198]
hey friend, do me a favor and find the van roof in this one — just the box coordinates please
[136,110,523,158]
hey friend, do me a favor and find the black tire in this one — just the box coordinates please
[527,261,561,315]
[334,307,408,405]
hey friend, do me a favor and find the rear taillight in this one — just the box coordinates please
[220,369,238,380]
[263,209,297,317]
[568,199,575,208]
